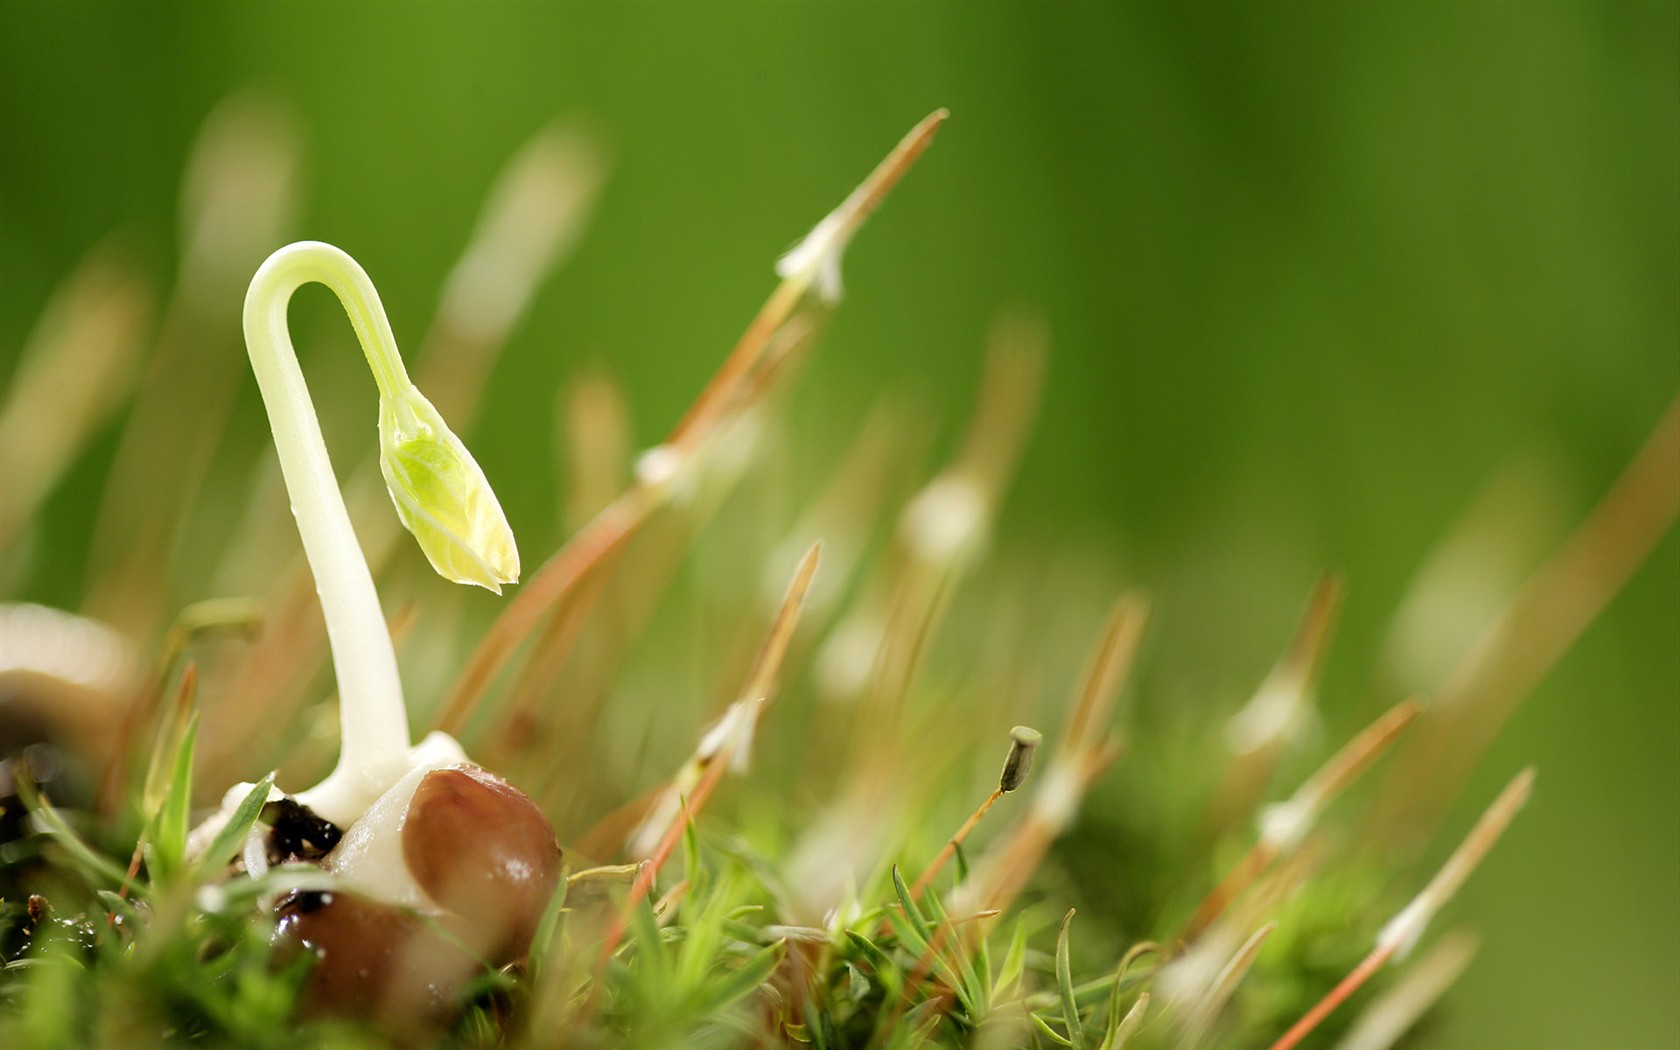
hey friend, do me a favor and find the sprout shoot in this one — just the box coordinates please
[240,240,518,826]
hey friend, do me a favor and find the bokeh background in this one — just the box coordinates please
[1,2,1675,1046]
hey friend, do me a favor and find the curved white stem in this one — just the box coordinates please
[242,241,426,826]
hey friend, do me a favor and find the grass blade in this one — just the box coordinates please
[15,777,130,890]
[994,916,1030,1002]
[892,864,933,946]
[1032,1011,1076,1047]
[1056,909,1085,1048]
[189,771,276,879]
[148,713,199,882]
[706,939,786,1012]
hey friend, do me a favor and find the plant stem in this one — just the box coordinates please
[242,241,414,823]
[910,789,1002,901]
[1268,944,1394,1050]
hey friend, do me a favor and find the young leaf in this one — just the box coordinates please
[995,916,1031,1002]
[527,870,571,976]
[891,864,934,946]
[148,713,200,882]
[189,771,276,879]
[628,896,672,988]
[1102,992,1148,1050]
[15,777,130,889]
[676,874,729,992]
[1032,1011,1077,1047]
[974,919,994,1011]
[1101,942,1159,1049]
[903,997,952,1047]
[380,387,519,593]
[846,928,892,970]
[845,963,871,1004]
[923,887,983,1014]
[1057,909,1086,1049]
[706,939,786,1012]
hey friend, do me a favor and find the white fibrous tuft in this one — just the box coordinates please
[1376,897,1432,960]
[775,211,850,304]
[696,698,762,775]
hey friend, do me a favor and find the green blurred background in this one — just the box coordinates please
[1,2,1675,1046]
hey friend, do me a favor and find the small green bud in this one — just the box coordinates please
[379,387,520,593]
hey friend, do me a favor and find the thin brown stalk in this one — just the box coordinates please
[0,244,150,550]
[910,789,1003,901]
[770,395,930,617]
[809,325,1045,792]
[949,598,1141,917]
[1180,698,1421,944]
[909,726,1042,901]
[590,545,820,975]
[499,311,826,769]
[491,557,618,755]
[1063,593,1150,753]
[434,115,946,736]
[433,485,660,736]
[1180,921,1276,1047]
[1178,845,1272,954]
[559,368,634,535]
[1335,930,1477,1050]
[86,96,300,637]
[1216,572,1345,810]
[1380,395,1679,838]
[667,110,947,450]
[963,739,1122,917]
[1269,943,1395,1050]
[1272,768,1533,1050]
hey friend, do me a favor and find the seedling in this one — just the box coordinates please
[236,239,518,829]
[182,240,558,1027]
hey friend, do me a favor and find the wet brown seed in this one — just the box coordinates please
[401,765,562,961]
[272,889,469,1033]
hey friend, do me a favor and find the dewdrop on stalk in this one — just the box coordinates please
[184,241,556,1030]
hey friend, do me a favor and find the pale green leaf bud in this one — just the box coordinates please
[379,386,520,593]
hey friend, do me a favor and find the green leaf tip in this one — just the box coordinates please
[380,387,520,593]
